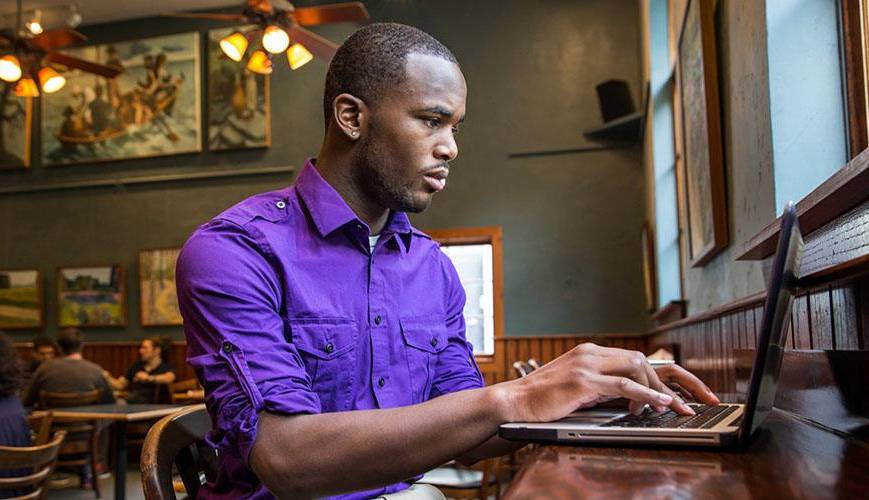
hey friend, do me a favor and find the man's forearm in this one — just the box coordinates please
[251,383,517,498]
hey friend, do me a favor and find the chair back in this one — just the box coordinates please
[527,358,541,371]
[26,411,53,446]
[512,360,532,378]
[38,389,101,408]
[169,379,202,404]
[0,430,66,500]
[141,404,215,500]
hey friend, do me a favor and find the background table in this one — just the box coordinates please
[52,404,189,500]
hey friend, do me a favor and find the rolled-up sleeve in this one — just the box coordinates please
[176,219,321,464]
[429,252,485,398]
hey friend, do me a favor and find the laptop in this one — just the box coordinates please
[499,203,803,448]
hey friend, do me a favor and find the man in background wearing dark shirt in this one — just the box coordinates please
[22,335,57,384]
[104,336,175,403]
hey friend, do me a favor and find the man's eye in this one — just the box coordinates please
[426,118,441,128]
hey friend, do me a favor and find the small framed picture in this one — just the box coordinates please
[138,247,183,326]
[0,269,43,329]
[57,265,126,327]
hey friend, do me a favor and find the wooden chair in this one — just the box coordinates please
[141,404,216,500]
[526,358,541,371]
[512,361,532,378]
[169,378,202,404]
[26,412,53,446]
[418,458,502,499]
[39,390,103,498]
[0,430,67,500]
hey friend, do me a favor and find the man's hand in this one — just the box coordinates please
[504,343,719,423]
[133,371,150,382]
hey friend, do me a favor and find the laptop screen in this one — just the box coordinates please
[739,203,803,442]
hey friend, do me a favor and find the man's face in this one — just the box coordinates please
[355,52,467,213]
[139,340,157,362]
[34,346,55,362]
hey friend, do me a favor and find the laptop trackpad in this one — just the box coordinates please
[560,409,628,425]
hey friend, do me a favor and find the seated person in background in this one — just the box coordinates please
[22,335,58,382]
[22,328,115,407]
[104,336,175,403]
[0,331,33,497]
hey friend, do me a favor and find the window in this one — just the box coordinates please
[648,0,682,308]
[427,227,503,357]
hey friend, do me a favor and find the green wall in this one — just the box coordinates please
[0,0,646,342]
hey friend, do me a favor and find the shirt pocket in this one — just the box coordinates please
[400,316,448,404]
[290,318,358,412]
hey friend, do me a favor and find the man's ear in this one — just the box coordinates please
[332,93,367,140]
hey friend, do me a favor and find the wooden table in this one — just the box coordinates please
[52,404,189,500]
[503,409,869,499]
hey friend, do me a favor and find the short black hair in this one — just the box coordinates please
[145,335,171,356]
[56,328,83,355]
[323,22,458,127]
[32,335,57,351]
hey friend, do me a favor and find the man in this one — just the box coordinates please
[23,328,114,407]
[23,335,57,380]
[104,336,176,403]
[176,23,719,499]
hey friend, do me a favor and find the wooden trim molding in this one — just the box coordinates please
[842,0,869,157]
[738,148,869,260]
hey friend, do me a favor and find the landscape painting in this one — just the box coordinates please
[139,247,182,326]
[0,270,42,329]
[208,25,270,150]
[41,32,201,165]
[0,86,32,169]
[58,266,125,327]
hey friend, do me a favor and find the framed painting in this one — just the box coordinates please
[41,32,202,165]
[208,25,271,151]
[641,221,657,313]
[0,269,43,329]
[58,265,126,327]
[0,87,32,169]
[677,0,728,267]
[138,247,182,326]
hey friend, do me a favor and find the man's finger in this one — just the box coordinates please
[591,374,673,409]
[656,364,720,405]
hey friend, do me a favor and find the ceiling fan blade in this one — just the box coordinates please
[292,2,370,26]
[287,25,339,61]
[44,52,124,79]
[248,0,274,14]
[30,29,88,51]
[160,12,248,21]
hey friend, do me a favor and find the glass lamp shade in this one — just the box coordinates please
[220,32,248,62]
[287,43,313,70]
[38,67,66,93]
[0,55,22,82]
[246,50,273,74]
[14,77,39,97]
[262,25,290,54]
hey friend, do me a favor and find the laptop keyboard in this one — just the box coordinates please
[600,404,739,430]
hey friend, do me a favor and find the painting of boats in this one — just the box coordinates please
[41,32,201,165]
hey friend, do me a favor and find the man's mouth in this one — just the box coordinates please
[423,168,448,192]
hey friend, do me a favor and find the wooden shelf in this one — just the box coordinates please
[583,111,644,143]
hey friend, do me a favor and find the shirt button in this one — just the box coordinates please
[374,315,382,325]
[431,338,438,347]
[275,200,286,209]
[324,343,334,354]
[378,377,386,388]
[222,342,233,353]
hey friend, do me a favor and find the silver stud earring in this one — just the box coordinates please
[351,130,358,137]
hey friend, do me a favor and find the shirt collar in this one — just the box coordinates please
[296,158,415,251]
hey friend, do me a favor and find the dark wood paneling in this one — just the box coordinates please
[832,286,860,350]
[810,288,835,349]
[793,295,812,349]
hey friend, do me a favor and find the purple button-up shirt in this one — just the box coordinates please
[176,159,484,499]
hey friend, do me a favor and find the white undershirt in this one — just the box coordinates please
[368,234,381,254]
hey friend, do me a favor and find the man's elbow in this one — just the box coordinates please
[250,444,314,499]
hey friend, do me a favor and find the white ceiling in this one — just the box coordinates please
[0,1,245,29]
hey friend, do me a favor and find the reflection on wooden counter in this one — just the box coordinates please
[503,410,869,499]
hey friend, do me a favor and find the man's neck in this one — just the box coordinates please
[314,147,390,235]
[65,353,83,360]
[145,356,162,371]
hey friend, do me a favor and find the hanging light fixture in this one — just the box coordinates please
[262,25,290,54]
[38,67,66,93]
[14,77,39,97]
[286,43,313,70]
[0,55,23,82]
[246,50,273,74]
[25,9,43,35]
[220,32,248,62]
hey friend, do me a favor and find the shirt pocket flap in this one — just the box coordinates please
[290,318,357,360]
[400,317,448,354]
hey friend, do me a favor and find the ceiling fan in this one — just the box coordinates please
[162,0,369,74]
[0,0,123,97]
